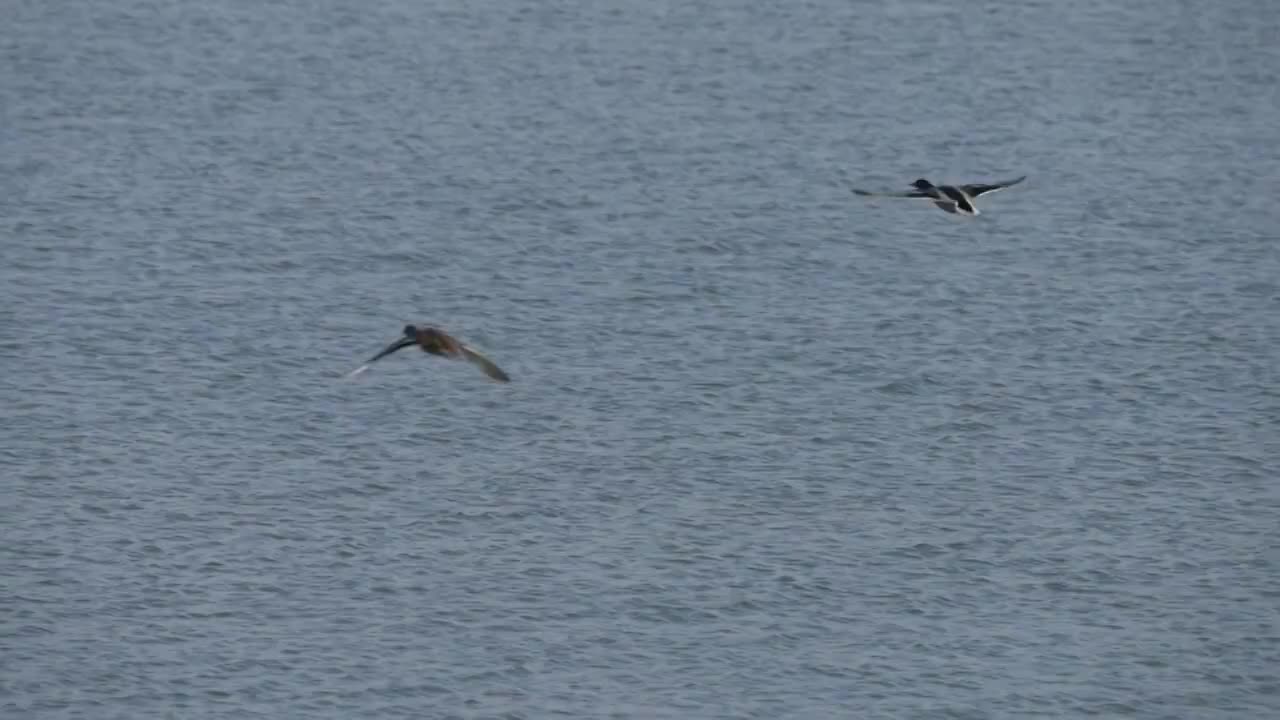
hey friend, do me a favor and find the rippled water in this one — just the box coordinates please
[4,0,1279,717]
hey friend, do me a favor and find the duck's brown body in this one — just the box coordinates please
[414,326,467,358]
[352,324,511,382]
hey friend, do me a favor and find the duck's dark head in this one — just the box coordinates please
[403,324,418,338]
[912,178,934,190]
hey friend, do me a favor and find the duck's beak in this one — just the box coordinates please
[365,336,416,364]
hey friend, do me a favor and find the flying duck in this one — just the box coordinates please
[852,175,1026,216]
[347,325,511,382]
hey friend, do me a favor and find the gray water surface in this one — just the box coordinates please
[3,0,1279,718]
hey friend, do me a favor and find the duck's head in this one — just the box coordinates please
[912,178,934,190]
[403,324,418,337]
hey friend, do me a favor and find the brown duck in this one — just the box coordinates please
[852,175,1026,216]
[347,325,510,382]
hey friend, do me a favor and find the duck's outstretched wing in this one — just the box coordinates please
[345,336,415,377]
[461,345,511,382]
[852,188,933,198]
[961,175,1026,197]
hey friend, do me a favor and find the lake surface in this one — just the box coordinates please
[3,0,1278,717]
